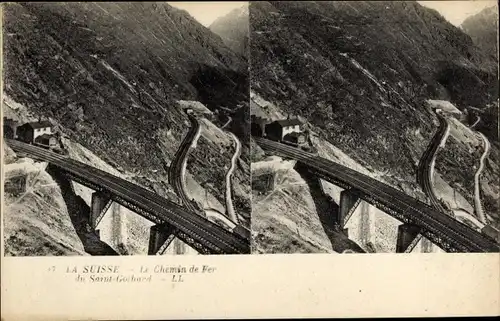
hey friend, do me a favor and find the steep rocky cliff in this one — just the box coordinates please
[3,144,89,256]
[250,0,498,185]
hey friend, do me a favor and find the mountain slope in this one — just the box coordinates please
[250,1,498,182]
[3,2,249,177]
[3,146,89,256]
[461,5,499,61]
[210,5,249,57]
[3,2,251,254]
[250,1,499,244]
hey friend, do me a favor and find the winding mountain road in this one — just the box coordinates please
[470,116,481,129]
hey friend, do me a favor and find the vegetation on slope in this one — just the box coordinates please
[250,0,498,193]
[3,2,249,184]
[3,2,251,254]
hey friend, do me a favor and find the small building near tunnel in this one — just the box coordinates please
[16,121,53,144]
[265,117,303,141]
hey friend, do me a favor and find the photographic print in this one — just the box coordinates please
[250,1,499,254]
[2,2,251,256]
[2,1,500,320]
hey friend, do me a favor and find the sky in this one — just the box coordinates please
[418,0,497,26]
[168,2,247,27]
[168,1,496,28]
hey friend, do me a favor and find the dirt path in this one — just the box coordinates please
[205,208,237,230]
[221,115,232,129]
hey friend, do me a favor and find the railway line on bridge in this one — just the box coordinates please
[7,139,250,255]
[254,137,499,253]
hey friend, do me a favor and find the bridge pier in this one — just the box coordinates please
[90,191,113,230]
[148,223,177,255]
[396,223,421,253]
[339,189,362,227]
[174,238,187,254]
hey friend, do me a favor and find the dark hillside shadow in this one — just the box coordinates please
[295,163,366,253]
[189,63,250,140]
[435,61,498,109]
[46,164,119,256]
